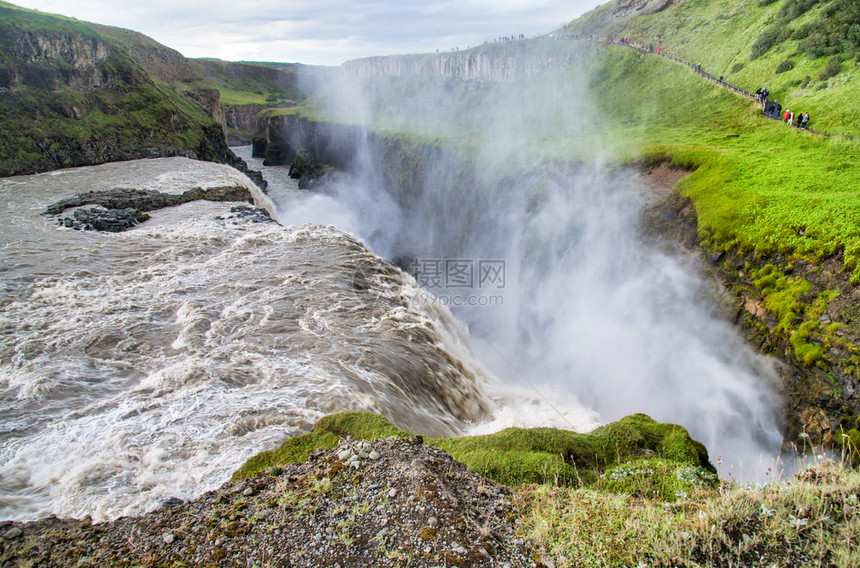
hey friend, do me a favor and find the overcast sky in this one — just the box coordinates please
[10,0,605,66]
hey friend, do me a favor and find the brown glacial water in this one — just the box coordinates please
[0,157,497,521]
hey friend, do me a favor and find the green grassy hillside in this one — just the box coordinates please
[563,0,860,138]
[0,1,232,176]
[194,59,306,106]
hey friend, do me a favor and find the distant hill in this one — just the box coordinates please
[0,1,326,177]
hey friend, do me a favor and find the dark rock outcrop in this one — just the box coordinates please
[215,205,275,225]
[60,205,151,232]
[253,113,366,173]
[46,185,258,232]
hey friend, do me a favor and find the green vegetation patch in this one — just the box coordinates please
[234,412,716,493]
[569,47,860,282]
[597,458,718,501]
[195,59,306,106]
[565,0,860,137]
[431,413,713,488]
[232,412,411,480]
[0,2,230,175]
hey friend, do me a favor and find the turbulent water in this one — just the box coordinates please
[0,157,496,521]
[237,146,784,471]
[0,143,784,522]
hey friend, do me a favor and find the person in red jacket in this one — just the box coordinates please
[783,109,791,123]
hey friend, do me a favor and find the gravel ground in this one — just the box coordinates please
[0,436,546,567]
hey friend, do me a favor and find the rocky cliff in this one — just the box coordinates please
[0,2,244,178]
[253,113,365,170]
[561,0,688,36]
[0,26,115,91]
[342,40,584,82]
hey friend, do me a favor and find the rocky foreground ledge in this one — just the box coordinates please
[0,436,544,568]
[0,412,720,567]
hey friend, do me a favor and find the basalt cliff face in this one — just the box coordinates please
[0,29,114,90]
[342,40,584,81]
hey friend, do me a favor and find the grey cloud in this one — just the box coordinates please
[12,0,603,64]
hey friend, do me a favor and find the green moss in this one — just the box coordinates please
[235,412,716,491]
[430,414,713,487]
[791,325,825,366]
[750,264,811,331]
[745,264,847,368]
[232,412,412,480]
[839,428,860,461]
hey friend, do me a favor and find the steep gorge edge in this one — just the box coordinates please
[0,7,267,183]
[638,171,860,452]
[254,113,860,454]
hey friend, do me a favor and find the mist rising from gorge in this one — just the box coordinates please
[293,40,783,471]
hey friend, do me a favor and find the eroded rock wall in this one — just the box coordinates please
[342,41,580,82]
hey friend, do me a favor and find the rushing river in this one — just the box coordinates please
[0,157,502,521]
[0,148,782,522]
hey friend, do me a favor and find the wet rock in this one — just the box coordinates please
[801,407,833,446]
[47,185,258,233]
[161,497,184,508]
[61,205,150,232]
[216,205,275,225]
[3,527,23,539]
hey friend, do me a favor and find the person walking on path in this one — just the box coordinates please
[783,109,791,123]
[802,112,810,129]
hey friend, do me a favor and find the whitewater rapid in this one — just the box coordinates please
[0,157,499,521]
